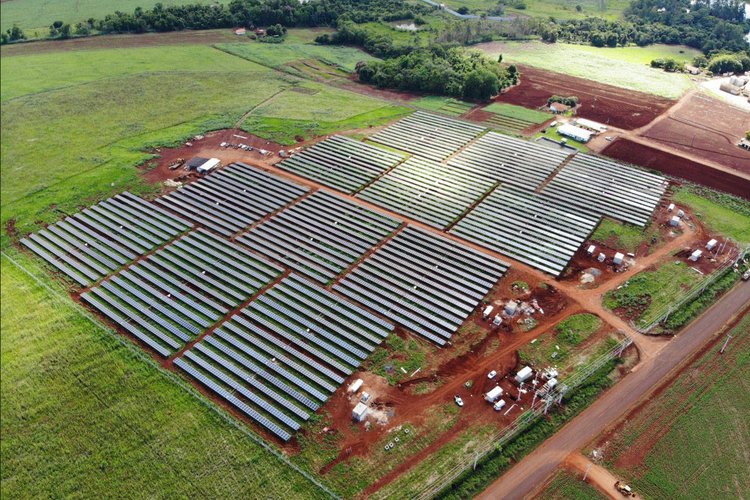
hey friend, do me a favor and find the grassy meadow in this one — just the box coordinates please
[600,311,750,498]
[443,0,631,20]
[537,470,606,499]
[0,0,225,33]
[476,42,698,98]
[1,41,407,242]
[0,251,328,499]
[673,186,750,245]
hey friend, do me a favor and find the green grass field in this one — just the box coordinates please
[600,311,750,499]
[216,40,376,74]
[413,96,474,116]
[0,250,328,499]
[1,42,406,243]
[537,470,606,499]
[0,0,225,33]
[603,261,703,328]
[592,218,660,253]
[673,186,750,245]
[443,0,630,20]
[477,42,698,98]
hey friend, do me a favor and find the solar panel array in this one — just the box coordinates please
[451,185,600,276]
[175,273,394,440]
[238,191,401,284]
[277,135,405,193]
[448,132,573,190]
[369,111,485,161]
[20,192,191,286]
[335,227,509,345]
[154,162,309,236]
[542,155,668,227]
[81,230,283,356]
[357,156,496,229]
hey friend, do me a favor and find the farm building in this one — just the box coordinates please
[549,102,571,114]
[557,123,593,143]
[574,118,607,133]
[185,157,210,171]
[720,82,741,96]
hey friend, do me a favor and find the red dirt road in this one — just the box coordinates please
[477,279,750,500]
[493,65,674,130]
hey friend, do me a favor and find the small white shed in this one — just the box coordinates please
[689,249,703,262]
[706,239,717,251]
[613,252,624,265]
[669,216,680,227]
[515,366,533,384]
[352,402,368,422]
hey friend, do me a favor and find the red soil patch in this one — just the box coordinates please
[340,78,420,102]
[140,128,301,187]
[639,93,750,175]
[494,65,674,130]
[601,139,750,200]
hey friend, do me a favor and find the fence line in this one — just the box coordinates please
[372,336,633,500]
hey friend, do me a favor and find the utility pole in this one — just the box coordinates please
[583,463,593,481]
[720,334,733,354]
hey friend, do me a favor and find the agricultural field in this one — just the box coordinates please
[476,42,697,98]
[591,218,660,253]
[535,469,606,499]
[216,38,376,75]
[0,0,226,33]
[477,103,550,133]
[0,251,327,499]
[413,96,475,116]
[595,311,750,499]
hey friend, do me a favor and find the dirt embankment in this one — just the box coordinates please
[494,65,675,130]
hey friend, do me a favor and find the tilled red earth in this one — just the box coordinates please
[494,65,675,130]
[602,139,750,200]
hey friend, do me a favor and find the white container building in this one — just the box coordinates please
[504,301,518,316]
[348,378,363,393]
[706,239,717,251]
[352,402,368,422]
[557,123,594,143]
[197,157,221,174]
[515,366,533,384]
[670,216,680,227]
[485,386,504,403]
[587,244,596,255]
[613,252,624,265]
[689,249,703,262]
[483,305,494,319]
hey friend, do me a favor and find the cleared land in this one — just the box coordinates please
[601,139,750,200]
[0,251,327,499]
[489,65,675,130]
[475,42,697,99]
[639,92,750,175]
[596,310,750,499]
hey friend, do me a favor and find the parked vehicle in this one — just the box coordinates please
[454,395,464,407]
[614,481,635,497]
[487,370,497,379]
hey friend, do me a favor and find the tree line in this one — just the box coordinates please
[539,0,749,55]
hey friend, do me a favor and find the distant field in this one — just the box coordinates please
[673,186,750,245]
[443,0,630,20]
[1,43,405,241]
[0,0,225,33]
[217,40,376,74]
[475,42,697,98]
[413,96,474,116]
[0,251,327,499]
[481,102,550,132]
[599,311,750,499]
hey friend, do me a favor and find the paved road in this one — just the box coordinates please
[477,279,750,500]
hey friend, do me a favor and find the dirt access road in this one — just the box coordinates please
[477,278,750,500]
[565,453,643,500]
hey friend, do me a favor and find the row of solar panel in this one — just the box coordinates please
[335,226,509,345]
[175,274,395,440]
[81,230,283,356]
[20,192,192,285]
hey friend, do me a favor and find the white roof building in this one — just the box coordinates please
[557,123,593,143]
[574,118,608,133]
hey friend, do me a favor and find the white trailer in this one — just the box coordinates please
[483,305,494,319]
[706,239,717,251]
[613,252,624,265]
[197,157,221,174]
[348,378,363,393]
[515,366,533,384]
[485,386,504,403]
[689,249,703,262]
